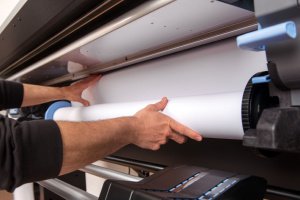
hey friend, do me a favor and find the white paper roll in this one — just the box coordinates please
[54,91,245,140]
[13,183,34,200]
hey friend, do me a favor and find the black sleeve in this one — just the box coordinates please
[0,80,63,192]
[0,117,63,192]
[0,80,24,110]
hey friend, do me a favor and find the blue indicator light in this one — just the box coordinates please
[252,75,271,84]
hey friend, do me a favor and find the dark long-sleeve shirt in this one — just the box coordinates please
[0,81,63,192]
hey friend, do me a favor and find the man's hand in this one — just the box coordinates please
[131,97,202,150]
[57,97,202,175]
[61,75,101,106]
[22,75,101,107]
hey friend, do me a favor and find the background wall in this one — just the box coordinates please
[0,0,27,34]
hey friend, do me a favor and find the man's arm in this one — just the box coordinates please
[0,81,23,109]
[0,118,62,192]
[21,76,201,175]
[0,97,201,192]
[0,77,202,192]
[21,75,101,107]
[57,98,202,175]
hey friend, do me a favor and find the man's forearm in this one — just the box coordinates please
[22,84,65,107]
[21,76,101,107]
[56,117,137,175]
[55,97,202,175]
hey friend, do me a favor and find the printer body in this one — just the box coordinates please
[1,0,300,199]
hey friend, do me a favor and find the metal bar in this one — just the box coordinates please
[80,164,142,182]
[7,0,174,81]
[266,188,300,199]
[105,156,165,172]
[38,179,97,200]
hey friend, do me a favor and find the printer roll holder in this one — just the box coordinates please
[241,0,300,153]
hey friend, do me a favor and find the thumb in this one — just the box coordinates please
[150,97,168,111]
[78,98,90,106]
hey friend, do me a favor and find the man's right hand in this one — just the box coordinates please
[131,97,202,150]
[57,97,202,175]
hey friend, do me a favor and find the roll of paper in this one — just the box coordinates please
[53,91,245,140]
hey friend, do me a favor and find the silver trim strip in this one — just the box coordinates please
[38,179,98,200]
[266,188,300,199]
[129,190,134,200]
[81,164,142,182]
[105,156,165,172]
[104,183,112,200]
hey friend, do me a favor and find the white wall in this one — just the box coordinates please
[0,0,27,34]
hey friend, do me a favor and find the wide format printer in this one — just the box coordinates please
[1,0,300,199]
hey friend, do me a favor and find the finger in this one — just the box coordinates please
[78,98,90,106]
[151,144,161,151]
[159,138,168,145]
[169,119,202,141]
[169,132,187,144]
[148,97,168,111]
